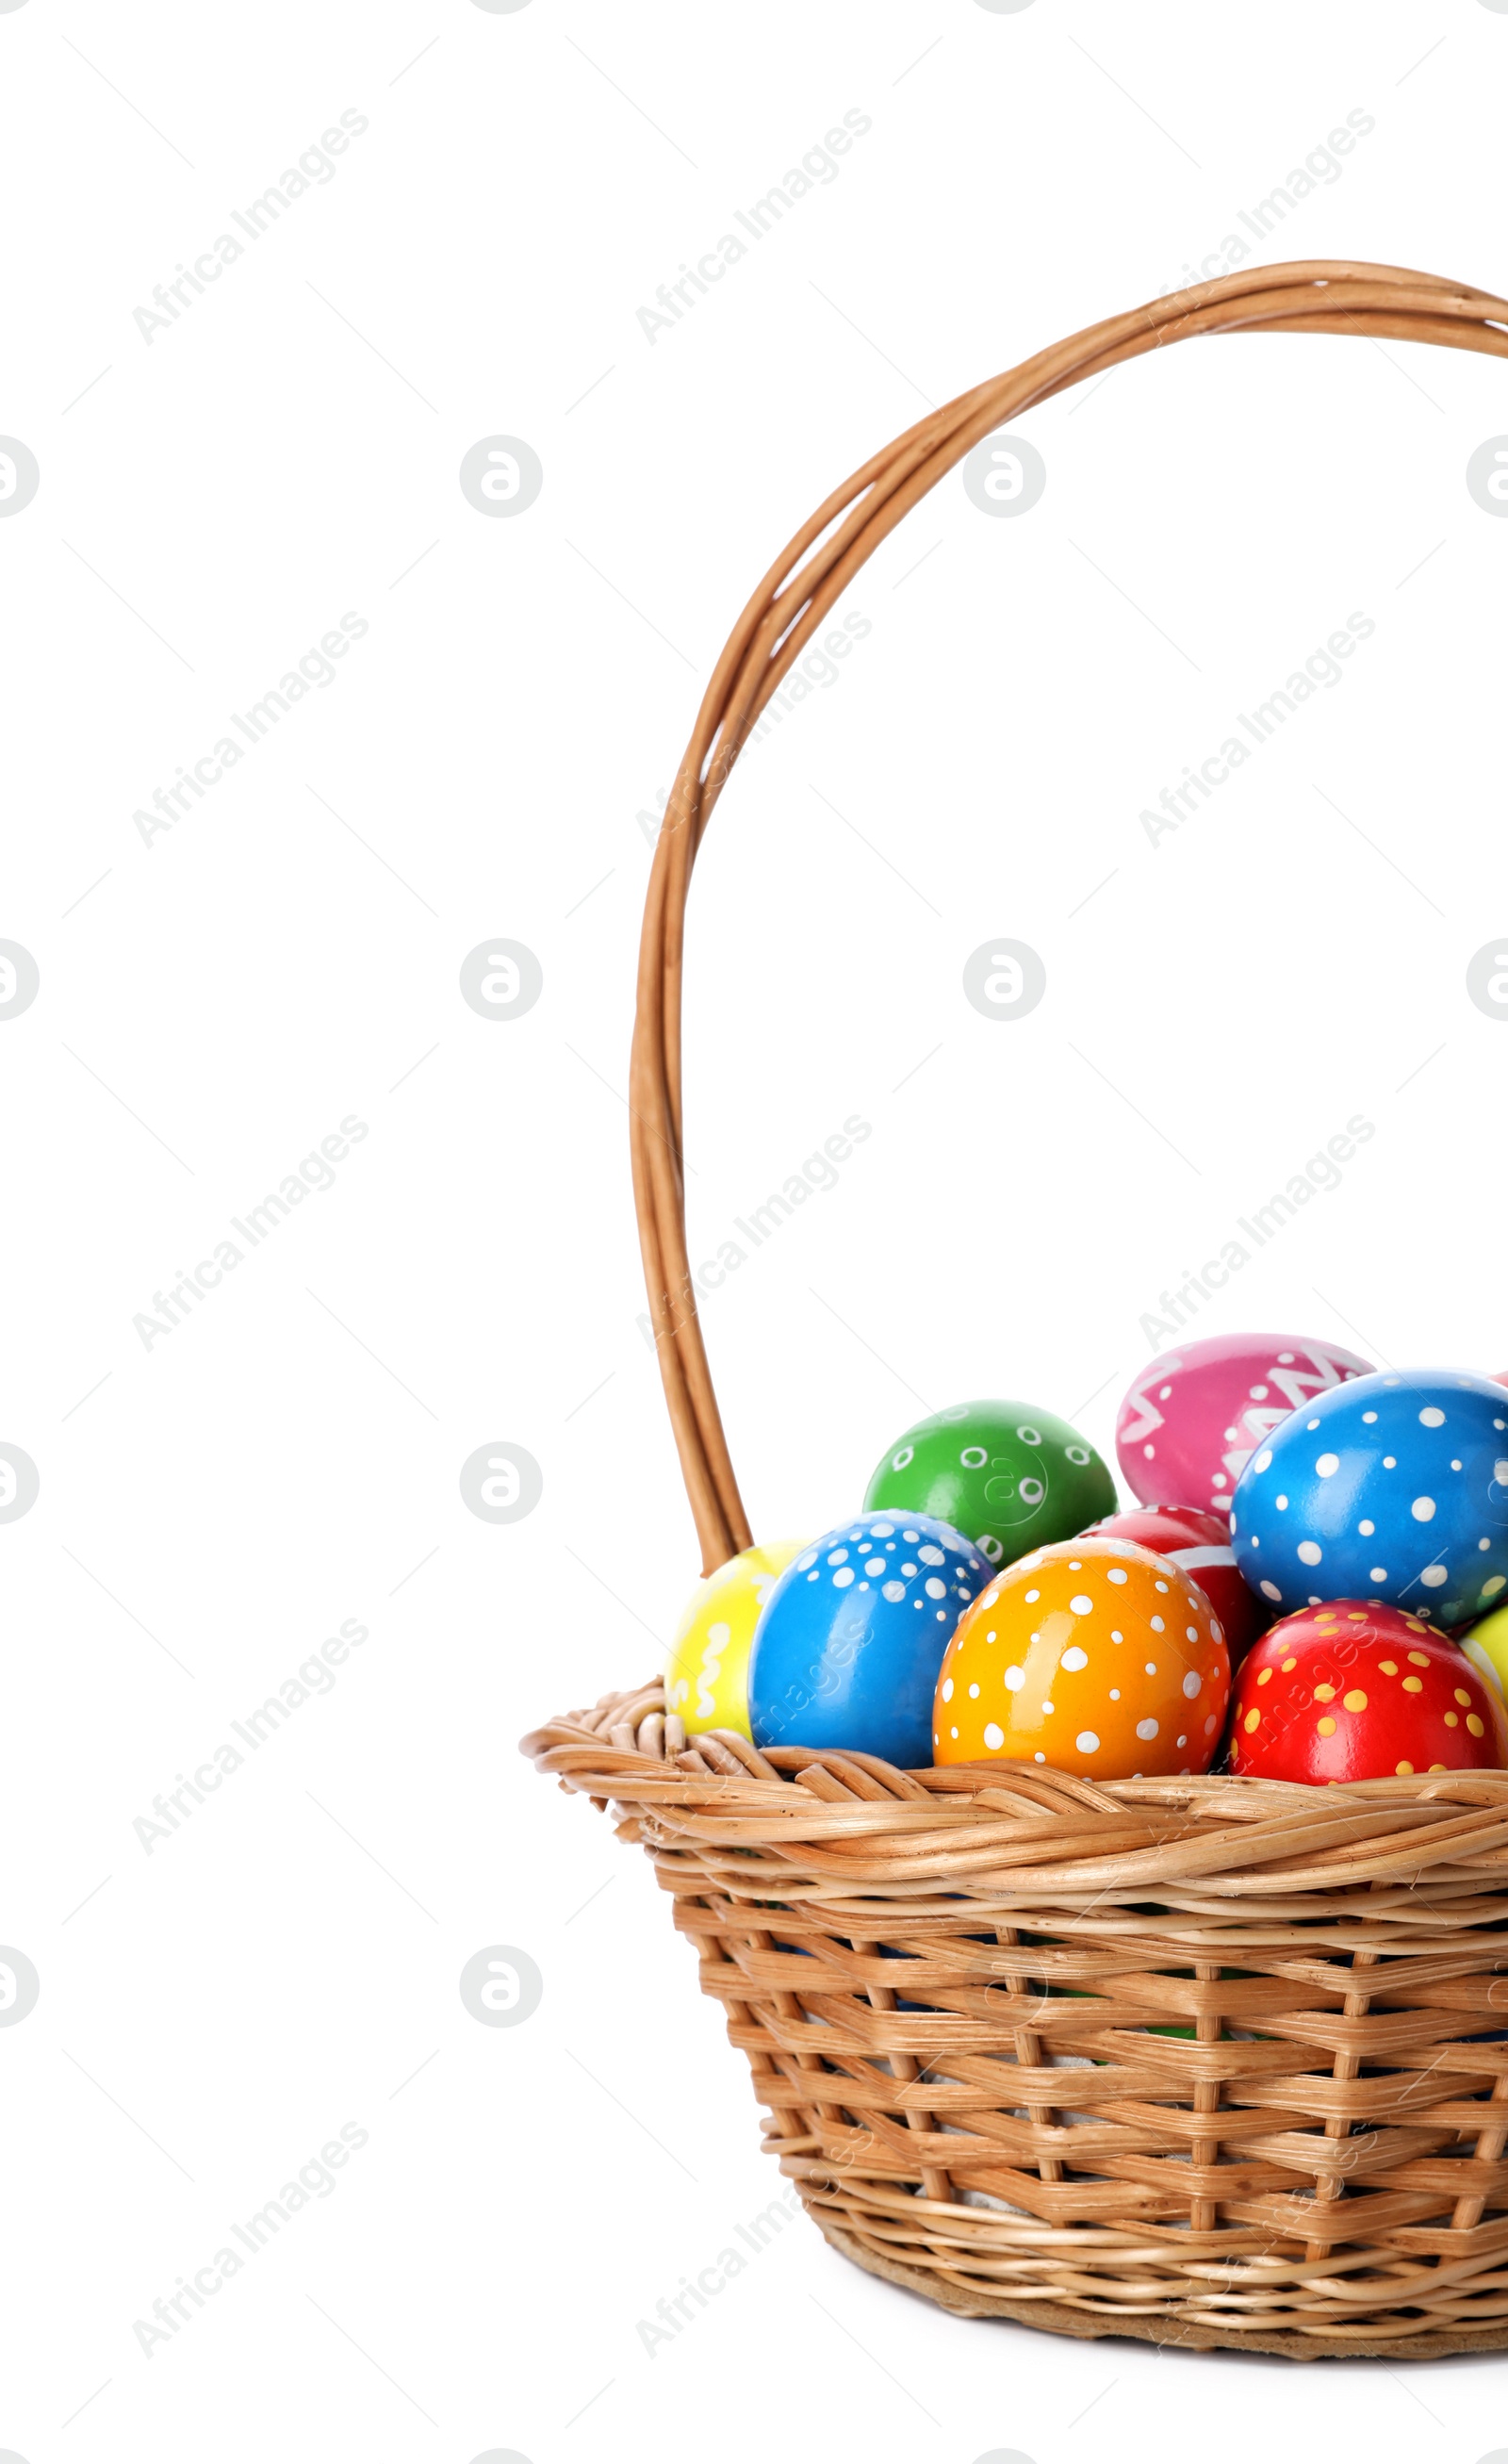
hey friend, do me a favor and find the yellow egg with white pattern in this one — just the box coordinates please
[1463,1602,1508,1703]
[664,1539,810,1739]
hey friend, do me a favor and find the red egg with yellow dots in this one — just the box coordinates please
[1227,1601,1508,1783]
[933,1535,1231,1780]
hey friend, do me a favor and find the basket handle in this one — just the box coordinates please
[630,260,1508,1576]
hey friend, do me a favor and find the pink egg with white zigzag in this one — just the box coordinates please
[1115,1333,1373,1521]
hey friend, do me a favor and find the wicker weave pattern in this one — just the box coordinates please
[533,262,1508,2356]
[525,1689,1508,2356]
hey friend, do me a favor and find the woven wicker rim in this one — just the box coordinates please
[628,257,1508,1575]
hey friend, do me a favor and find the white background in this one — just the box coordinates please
[3,2,1508,2457]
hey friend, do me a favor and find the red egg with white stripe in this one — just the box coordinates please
[1084,1503,1268,1667]
[1115,1332,1373,1519]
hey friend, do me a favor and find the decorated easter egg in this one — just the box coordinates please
[1461,1599,1508,1701]
[932,1535,1231,1779]
[1083,1503,1268,1667]
[748,1512,990,1768]
[1230,1369,1508,1628]
[1116,1333,1372,1519]
[664,1538,810,1739]
[864,1400,1116,1570]
[1227,1601,1508,1782]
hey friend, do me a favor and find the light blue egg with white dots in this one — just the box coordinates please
[1230,1368,1508,1627]
[747,1511,989,1766]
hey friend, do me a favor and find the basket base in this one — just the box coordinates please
[812,2213,1508,2364]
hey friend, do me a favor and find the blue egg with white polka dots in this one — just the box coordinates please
[1230,1368,1508,1628]
[747,1512,990,1768]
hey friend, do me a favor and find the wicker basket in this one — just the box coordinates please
[522,263,1508,2359]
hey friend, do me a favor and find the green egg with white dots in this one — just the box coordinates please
[863,1400,1117,1571]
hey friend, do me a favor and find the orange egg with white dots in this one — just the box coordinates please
[932,1535,1231,1779]
[1227,1600,1508,1783]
